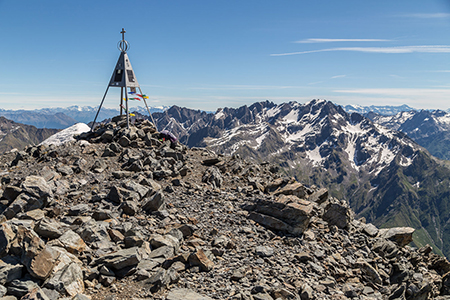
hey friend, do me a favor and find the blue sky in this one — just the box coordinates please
[1,0,450,111]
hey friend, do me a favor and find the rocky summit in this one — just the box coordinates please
[1,115,450,300]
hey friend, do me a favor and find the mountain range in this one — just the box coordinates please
[0,116,59,152]
[152,100,450,257]
[0,105,169,129]
[343,104,415,115]
[367,109,450,160]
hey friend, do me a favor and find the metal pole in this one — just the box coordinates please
[125,86,130,129]
[91,86,110,131]
[138,87,158,132]
[120,87,123,116]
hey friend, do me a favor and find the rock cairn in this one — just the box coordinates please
[0,115,450,300]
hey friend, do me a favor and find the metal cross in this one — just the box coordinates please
[121,28,126,41]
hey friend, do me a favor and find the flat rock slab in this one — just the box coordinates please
[363,223,379,237]
[93,247,141,270]
[255,246,274,257]
[274,182,307,198]
[248,197,313,235]
[166,288,213,300]
[379,227,415,247]
[29,246,61,280]
[202,158,221,166]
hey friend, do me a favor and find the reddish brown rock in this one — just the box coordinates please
[189,249,214,271]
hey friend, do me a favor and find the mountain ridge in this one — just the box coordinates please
[367,109,450,160]
[0,105,169,129]
[0,116,60,152]
[152,99,450,257]
[343,104,416,115]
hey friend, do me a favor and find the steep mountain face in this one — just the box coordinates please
[343,104,415,115]
[153,106,216,146]
[368,109,450,160]
[153,100,450,257]
[0,116,59,152]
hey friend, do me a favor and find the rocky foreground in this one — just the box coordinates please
[1,116,450,300]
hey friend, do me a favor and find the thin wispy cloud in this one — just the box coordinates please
[403,13,450,19]
[426,70,450,73]
[296,38,391,43]
[331,88,450,110]
[307,81,324,85]
[334,88,450,97]
[271,45,450,56]
[331,75,346,79]
[389,75,406,80]
[188,85,304,90]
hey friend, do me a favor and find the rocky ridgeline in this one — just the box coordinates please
[0,116,450,300]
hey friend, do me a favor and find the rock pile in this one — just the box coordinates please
[0,116,450,299]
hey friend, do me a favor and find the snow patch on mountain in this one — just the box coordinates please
[283,109,299,123]
[40,123,90,146]
[399,155,414,167]
[345,135,358,170]
[437,113,450,125]
[265,106,281,118]
[284,123,314,143]
[255,131,269,149]
[305,147,323,166]
[215,109,225,120]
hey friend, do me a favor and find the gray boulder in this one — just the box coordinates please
[2,186,22,202]
[202,166,223,188]
[0,285,6,297]
[166,288,213,300]
[21,176,53,200]
[7,279,39,298]
[0,256,23,285]
[248,196,313,235]
[68,204,90,216]
[323,200,354,229]
[43,261,84,297]
[34,218,63,239]
[0,223,15,256]
[107,186,139,204]
[141,192,165,212]
[93,247,142,270]
[20,287,51,300]
[3,194,43,220]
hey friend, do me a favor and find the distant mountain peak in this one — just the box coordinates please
[343,104,415,115]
